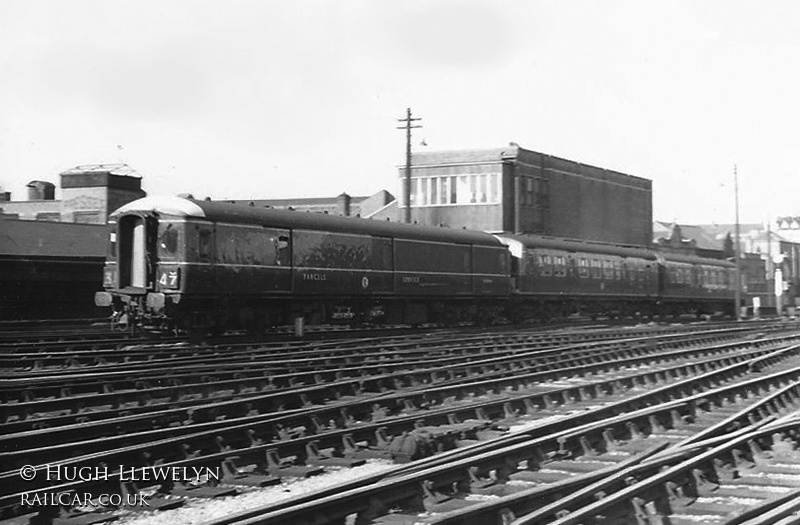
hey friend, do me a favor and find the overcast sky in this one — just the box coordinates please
[1,1,798,225]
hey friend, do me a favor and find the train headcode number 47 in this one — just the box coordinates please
[158,270,179,288]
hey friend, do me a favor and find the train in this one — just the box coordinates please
[1,217,106,320]
[94,196,737,333]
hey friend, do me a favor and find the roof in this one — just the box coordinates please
[653,221,725,251]
[223,196,369,208]
[113,196,502,246]
[659,251,735,267]
[495,233,657,259]
[410,147,518,167]
[495,232,734,268]
[409,145,650,184]
[60,164,141,177]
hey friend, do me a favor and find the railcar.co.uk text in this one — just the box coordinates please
[18,464,221,507]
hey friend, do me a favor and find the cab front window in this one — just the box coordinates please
[158,223,181,259]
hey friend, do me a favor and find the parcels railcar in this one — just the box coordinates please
[95,196,510,332]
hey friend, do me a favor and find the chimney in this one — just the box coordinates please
[337,193,351,216]
[26,180,55,200]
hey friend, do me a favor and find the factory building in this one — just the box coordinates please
[398,145,653,247]
[0,164,146,224]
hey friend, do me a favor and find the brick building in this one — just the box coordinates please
[0,164,146,224]
[398,145,653,246]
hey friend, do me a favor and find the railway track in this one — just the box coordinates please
[186,344,800,525]
[2,320,799,525]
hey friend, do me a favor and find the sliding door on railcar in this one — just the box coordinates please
[117,215,157,291]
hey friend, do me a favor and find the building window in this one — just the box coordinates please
[409,173,502,207]
[526,178,534,205]
[469,176,477,203]
[73,211,102,224]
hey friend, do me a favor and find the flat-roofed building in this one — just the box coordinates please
[398,144,653,246]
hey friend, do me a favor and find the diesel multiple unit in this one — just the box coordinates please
[95,197,736,332]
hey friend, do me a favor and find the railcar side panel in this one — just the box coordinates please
[205,223,293,295]
[292,230,393,295]
[394,239,472,295]
[472,245,511,295]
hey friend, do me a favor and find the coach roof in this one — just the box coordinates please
[113,196,502,246]
[496,233,658,260]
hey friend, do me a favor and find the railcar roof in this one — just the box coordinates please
[496,233,658,259]
[660,252,736,267]
[113,196,502,246]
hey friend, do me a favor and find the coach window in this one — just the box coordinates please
[539,254,552,276]
[590,259,601,279]
[613,260,622,280]
[554,255,566,277]
[198,228,212,262]
[159,224,179,257]
[578,258,589,278]
[275,235,290,266]
[603,260,614,280]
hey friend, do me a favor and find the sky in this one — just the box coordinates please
[1,0,798,225]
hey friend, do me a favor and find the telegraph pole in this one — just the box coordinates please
[397,108,422,224]
[734,165,742,320]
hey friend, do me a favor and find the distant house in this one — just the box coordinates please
[653,221,727,259]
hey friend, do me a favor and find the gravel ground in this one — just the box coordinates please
[114,459,397,525]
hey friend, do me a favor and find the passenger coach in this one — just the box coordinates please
[95,196,510,332]
[495,234,660,319]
